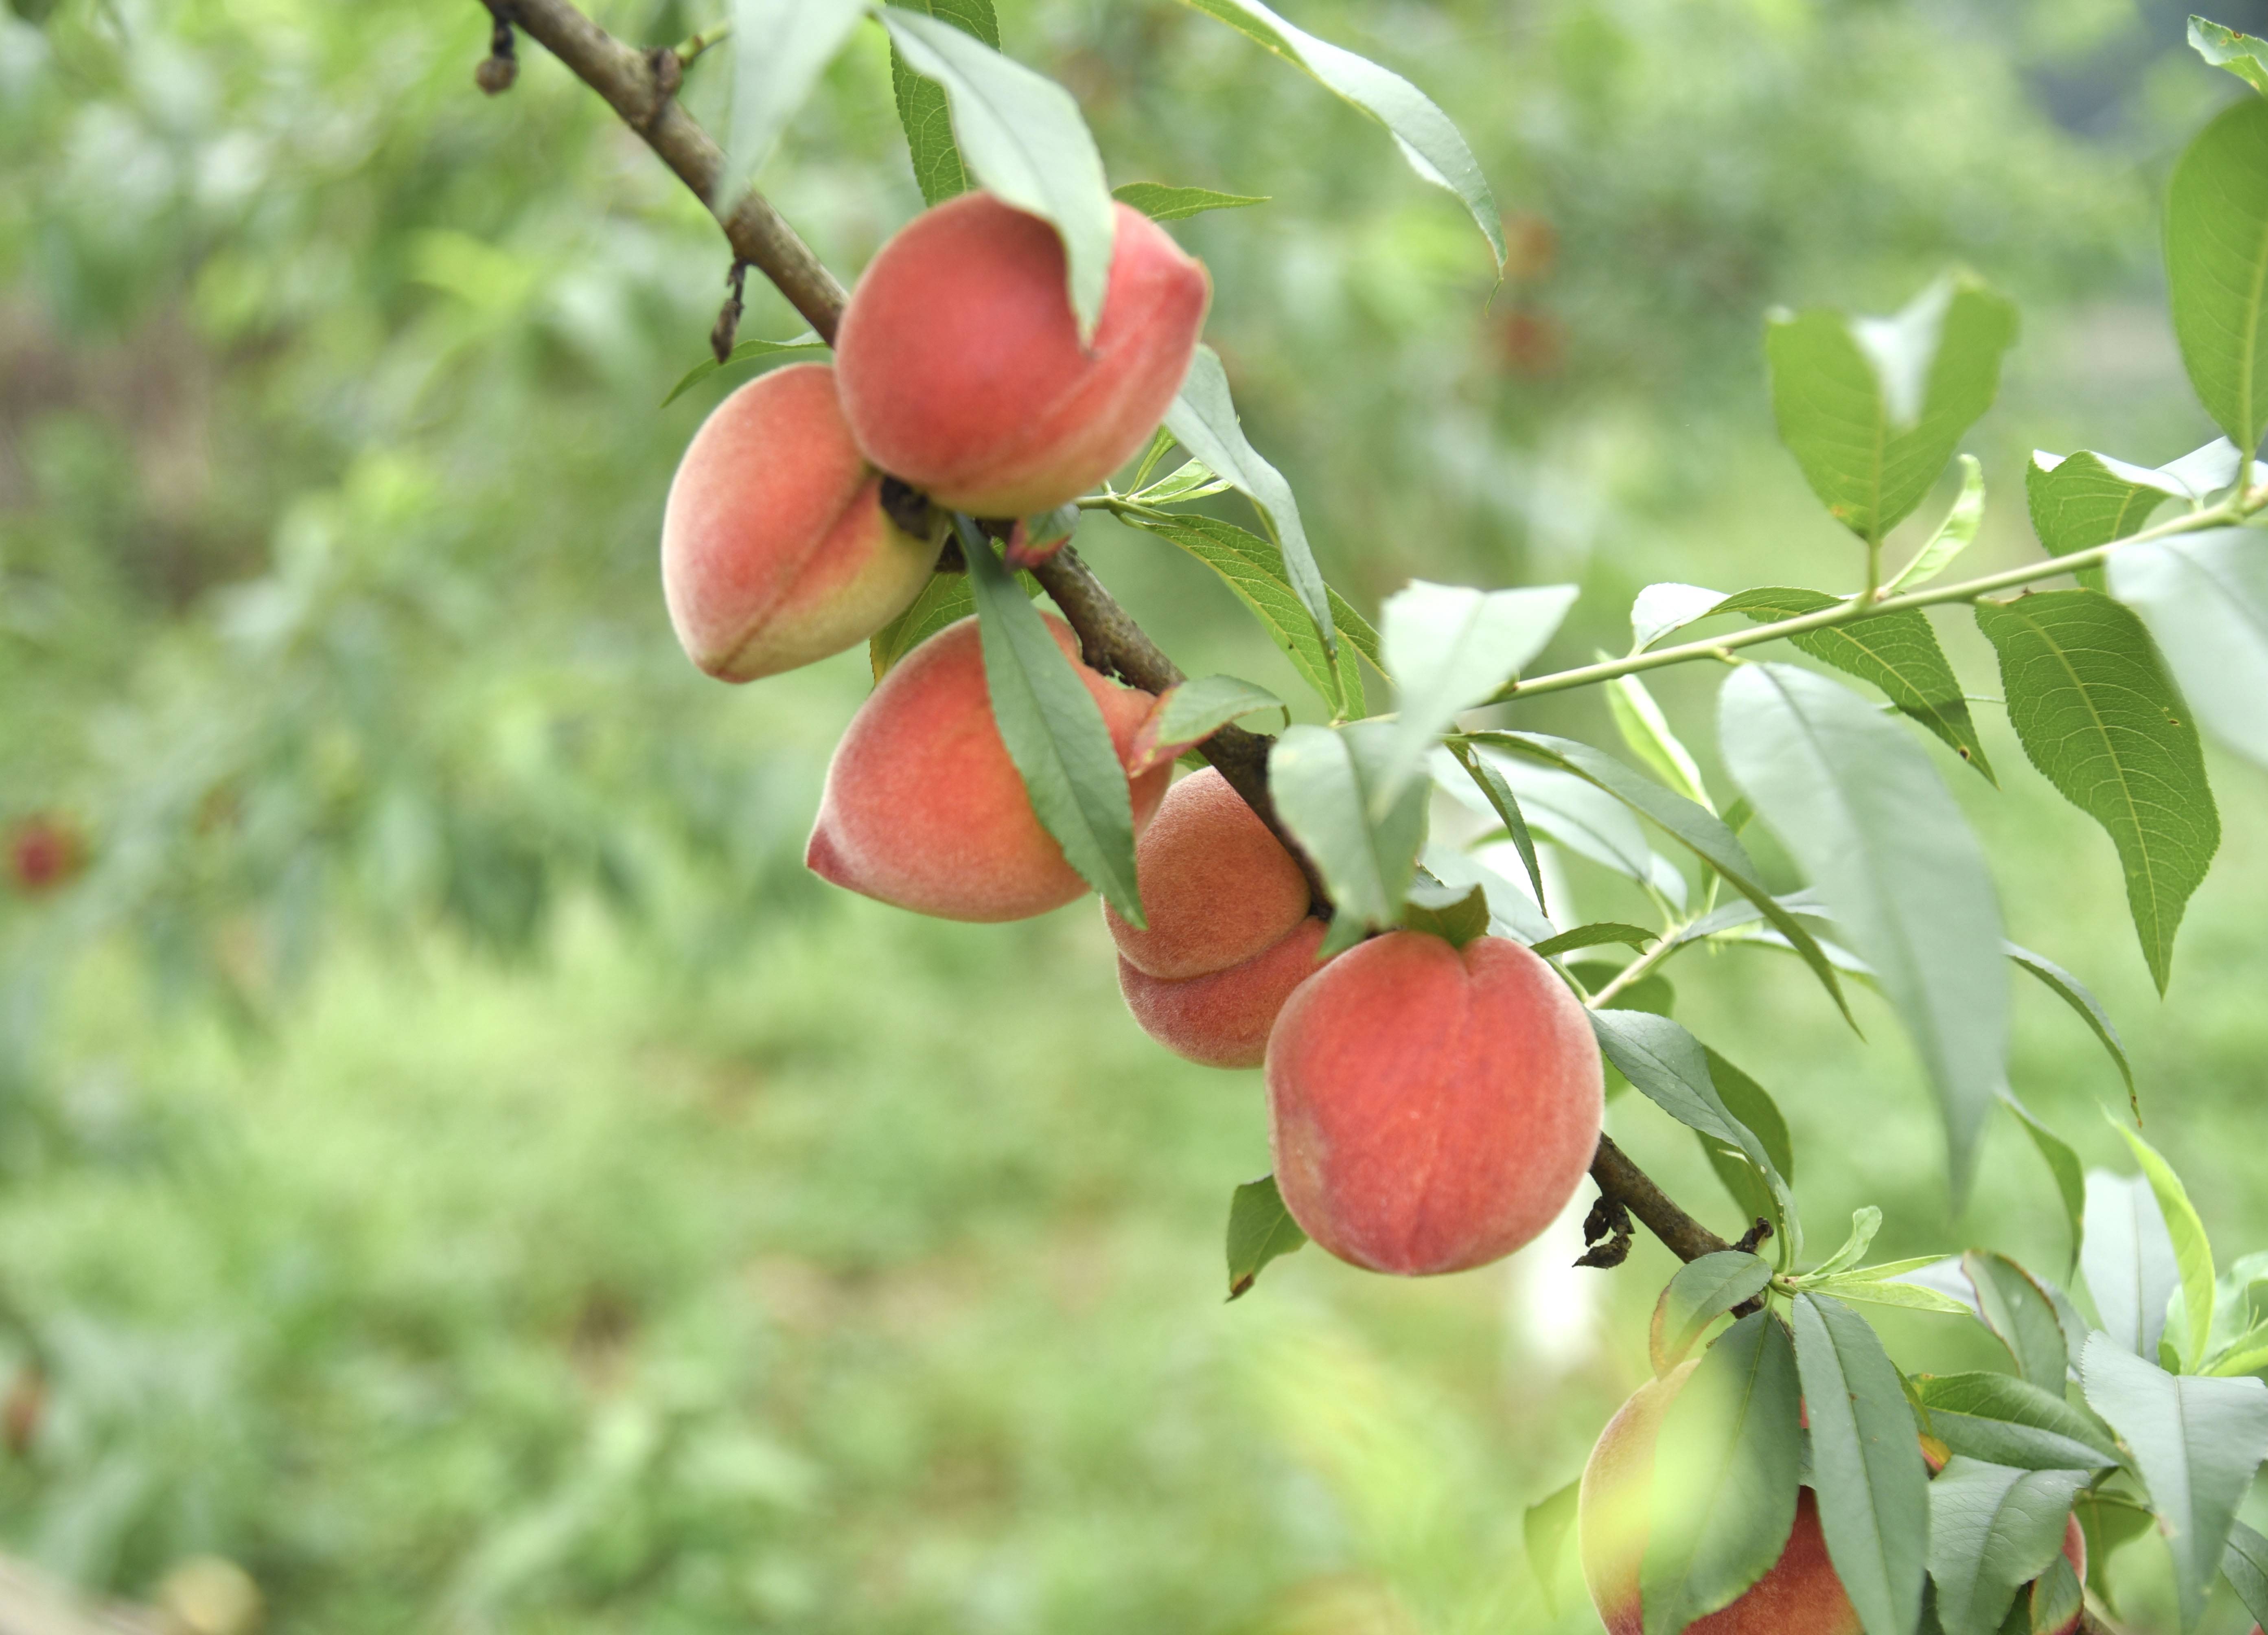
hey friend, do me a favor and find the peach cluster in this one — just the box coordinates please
[659,188,1606,1286]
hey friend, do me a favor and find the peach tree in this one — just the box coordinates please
[479,2,2268,1631]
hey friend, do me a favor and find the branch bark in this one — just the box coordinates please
[481,0,1743,1274]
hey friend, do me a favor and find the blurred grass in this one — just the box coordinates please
[8,0,2268,1628]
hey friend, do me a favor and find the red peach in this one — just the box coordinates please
[1105,767,1312,980]
[834,193,1211,517]
[661,362,941,681]
[1117,916,1329,1069]
[1265,931,1603,1275]
[1581,1362,1861,1635]
[805,614,1170,921]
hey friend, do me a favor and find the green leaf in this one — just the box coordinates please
[1127,457,1231,505]
[1225,1173,1307,1298]
[1528,922,1655,958]
[1173,0,1504,268]
[1121,510,1379,714]
[1812,1207,1885,1279]
[2080,1333,2268,1631]
[878,8,1116,338]
[1454,748,1683,907]
[1640,1312,1802,1635]
[2115,1124,2217,1373]
[885,0,999,205]
[2073,1489,2154,1612]
[1631,582,1729,653]
[869,566,1038,679]
[721,0,867,206]
[1927,1458,2091,1635]
[1442,742,1546,913]
[1887,453,1986,593]
[2222,1517,2268,1629]
[659,334,830,409]
[2006,946,2135,1115]
[2001,1093,2087,1273]
[1422,843,1556,947]
[1910,1374,2118,1471]
[1399,873,1489,947]
[1468,731,1856,1027]
[1110,181,1269,221]
[1800,1272,1975,1317]
[2190,15,2268,93]
[1378,581,1577,807]
[1706,1050,1798,1226]
[1715,587,1994,780]
[2167,96,2268,451]
[1793,1294,1930,1635]
[2109,528,2268,774]
[1718,663,2008,1197]
[961,523,1143,921]
[1608,671,1712,809]
[2084,1169,2181,1361]
[1962,1252,2069,1391]
[1268,721,1426,950]
[1977,590,2219,995]
[2023,449,2187,557]
[1765,274,2019,545]
[1163,348,1338,675]
[1651,1252,1773,1375]
[1524,1477,1582,1616]
[2027,1553,2082,1635]
[1128,675,1287,773]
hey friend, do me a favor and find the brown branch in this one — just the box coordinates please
[482,0,1740,1271]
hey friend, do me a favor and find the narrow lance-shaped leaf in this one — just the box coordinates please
[1765,274,2018,544]
[1111,181,1270,221]
[2083,1170,2179,1361]
[1174,0,1505,267]
[2191,15,2268,92]
[660,333,828,409]
[878,9,1116,338]
[1164,348,1338,676]
[2081,1335,2268,1631]
[1640,1312,1802,1635]
[2005,945,2135,1115]
[961,522,1144,921]
[2024,449,2184,559]
[1886,453,1986,593]
[721,0,869,208]
[1525,1478,1582,1615]
[1977,590,2218,995]
[1225,1174,1306,1299]
[1811,1208,1885,1280]
[1378,580,1576,809]
[2110,529,2268,774]
[1126,675,1286,774]
[1443,742,1546,912]
[2222,1518,2268,1630]
[2001,1093,2086,1273]
[1926,1458,2091,1635]
[1793,1294,1929,1635]
[1269,721,1426,953]
[2115,1123,2215,1373]
[1608,671,1712,809]
[1631,582,1727,653]
[1718,664,2009,1197]
[886,0,1000,204]
[1651,1252,1773,1375]
[2164,96,2268,451]
[1962,1252,2069,1390]
[1909,1374,2118,1471]
[1714,587,1993,780]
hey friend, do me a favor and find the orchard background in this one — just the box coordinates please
[10,0,2268,1631]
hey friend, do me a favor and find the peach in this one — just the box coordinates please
[661,362,941,681]
[805,614,1171,921]
[1581,1362,1861,1635]
[834,193,1211,517]
[1265,931,1603,1275]
[1118,917,1330,1069]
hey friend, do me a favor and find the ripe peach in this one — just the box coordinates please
[834,193,1211,517]
[806,614,1170,921]
[1265,931,1603,1275]
[1581,1362,1860,1635]
[1106,768,1312,980]
[661,362,941,681]
[1118,917,1329,1069]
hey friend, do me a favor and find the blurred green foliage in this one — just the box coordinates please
[5,0,2268,1628]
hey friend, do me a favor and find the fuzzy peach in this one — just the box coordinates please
[661,362,941,681]
[1581,1362,1860,1635]
[1104,767,1312,979]
[1117,916,1329,1069]
[1264,930,1603,1275]
[805,614,1170,921]
[834,193,1210,517]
